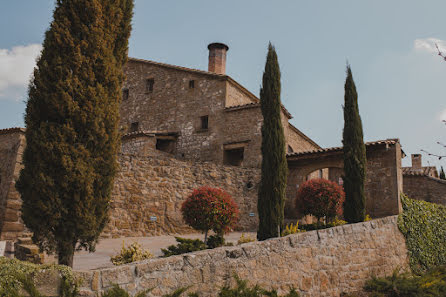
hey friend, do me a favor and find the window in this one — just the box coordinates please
[130,122,139,132]
[287,145,294,153]
[200,115,209,130]
[189,80,195,89]
[146,78,154,92]
[224,148,244,166]
[122,88,129,100]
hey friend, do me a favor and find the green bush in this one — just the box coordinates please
[0,257,78,297]
[110,242,153,265]
[161,237,206,257]
[398,195,446,274]
[206,234,225,249]
[363,265,446,297]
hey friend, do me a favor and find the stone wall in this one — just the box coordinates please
[403,175,446,205]
[0,129,28,240]
[102,147,260,238]
[77,216,409,297]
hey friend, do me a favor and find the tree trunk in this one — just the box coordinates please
[58,242,75,267]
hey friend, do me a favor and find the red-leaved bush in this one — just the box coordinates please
[295,178,345,222]
[181,187,239,240]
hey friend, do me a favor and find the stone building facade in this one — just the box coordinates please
[120,43,319,168]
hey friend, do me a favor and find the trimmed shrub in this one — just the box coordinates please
[398,194,446,274]
[295,178,345,223]
[161,237,206,257]
[181,187,239,242]
[110,242,153,266]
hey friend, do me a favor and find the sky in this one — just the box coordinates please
[1,0,446,168]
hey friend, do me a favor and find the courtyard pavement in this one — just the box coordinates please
[43,232,256,270]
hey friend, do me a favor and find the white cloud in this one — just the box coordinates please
[414,37,446,54]
[439,109,446,122]
[0,44,42,100]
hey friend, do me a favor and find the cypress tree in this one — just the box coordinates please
[342,65,367,223]
[257,43,288,240]
[16,0,133,267]
[440,166,446,180]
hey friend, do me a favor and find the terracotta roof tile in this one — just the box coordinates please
[402,166,438,177]
[287,139,400,157]
[0,127,26,135]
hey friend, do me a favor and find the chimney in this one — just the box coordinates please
[208,42,229,74]
[412,154,422,170]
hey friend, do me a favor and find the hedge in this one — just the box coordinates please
[398,195,446,274]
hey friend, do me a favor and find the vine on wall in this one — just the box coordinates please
[398,194,446,274]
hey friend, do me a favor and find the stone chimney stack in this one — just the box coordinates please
[412,154,422,170]
[208,43,229,74]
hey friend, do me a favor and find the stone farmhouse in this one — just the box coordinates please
[1,43,445,241]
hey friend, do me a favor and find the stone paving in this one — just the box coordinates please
[43,232,256,270]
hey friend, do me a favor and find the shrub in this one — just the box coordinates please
[281,222,305,236]
[206,234,225,249]
[295,178,345,224]
[363,266,446,297]
[110,242,153,266]
[0,257,78,297]
[181,187,239,242]
[219,274,300,297]
[237,233,256,245]
[161,237,206,257]
[398,194,446,274]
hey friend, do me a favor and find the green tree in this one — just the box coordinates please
[342,65,367,223]
[16,0,133,267]
[257,43,288,240]
[440,166,446,180]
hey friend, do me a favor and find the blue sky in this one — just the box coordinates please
[1,0,446,168]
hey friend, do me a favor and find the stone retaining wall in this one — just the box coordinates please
[77,216,409,297]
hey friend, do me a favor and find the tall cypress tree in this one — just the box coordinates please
[440,166,446,180]
[16,0,133,267]
[257,43,288,240]
[342,65,367,223]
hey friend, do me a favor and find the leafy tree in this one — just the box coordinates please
[342,65,367,223]
[295,178,345,225]
[16,0,133,267]
[181,187,239,243]
[440,166,445,180]
[257,43,288,240]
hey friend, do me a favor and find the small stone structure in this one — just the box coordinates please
[286,139,404,219]
[402,154,446,205]
[75,216,409,297]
